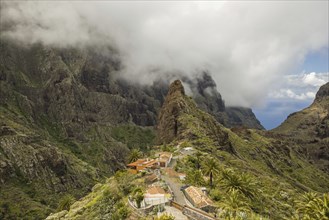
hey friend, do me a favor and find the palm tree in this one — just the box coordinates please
[218,189,251,219]
[127,149,142,163]
[194,151,203,169]
[219,169,258,199]
[201,157,219,187]
[185,169,206,186]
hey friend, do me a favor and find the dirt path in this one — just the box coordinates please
[162,174,186,205]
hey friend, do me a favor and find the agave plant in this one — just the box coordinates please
[294,192,329,220]
[127,149,143,163]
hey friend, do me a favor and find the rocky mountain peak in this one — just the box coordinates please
[156,80,189,144]
[168,79,185,97]
[315,82,329,101]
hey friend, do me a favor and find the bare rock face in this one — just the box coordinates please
[315,83,329,138]
[157,80,188,144]
[156,80,230,150]
[184,71,264,130]
[315,82,329,102]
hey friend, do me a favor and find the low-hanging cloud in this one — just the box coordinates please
[1,1,328,107]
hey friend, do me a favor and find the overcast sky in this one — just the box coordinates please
[1,1,328,129]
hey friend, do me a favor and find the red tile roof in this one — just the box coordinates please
[127,159,158,167]
[185,186,213,208]
[146,186,166,195]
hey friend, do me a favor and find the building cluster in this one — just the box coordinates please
[127,152,173,210]
[127,152,172,174]
[126,150,215,215]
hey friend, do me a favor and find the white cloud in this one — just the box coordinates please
[268,72,327,101]
[269,89,315,100]
[0,1,328,107]
[302,72,327,86]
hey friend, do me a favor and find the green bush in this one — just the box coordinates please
[155,213,175,220]
[111,202,130,220]
[132,187,144,208]
[210,188,222,201]
[57,194,76,211]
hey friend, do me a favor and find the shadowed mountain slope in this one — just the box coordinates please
[272,82,329,172]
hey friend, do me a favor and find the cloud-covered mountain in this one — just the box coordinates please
[1,1,328,107]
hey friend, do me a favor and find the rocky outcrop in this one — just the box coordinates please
[156,80,230,150]
[315,82,329,102]
[157,80,188,144]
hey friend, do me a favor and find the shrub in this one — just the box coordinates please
[155,213,175,220]
[293,192,329,219]
[57,194,76,211]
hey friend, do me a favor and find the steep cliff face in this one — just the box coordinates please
[184,72,264,129]
[157,80,230,152]
[156,80,188,144]
[225,107,264,129]
[0,40,162,130]
[272,82,329,172]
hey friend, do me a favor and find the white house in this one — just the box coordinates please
[144,186,171,206]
